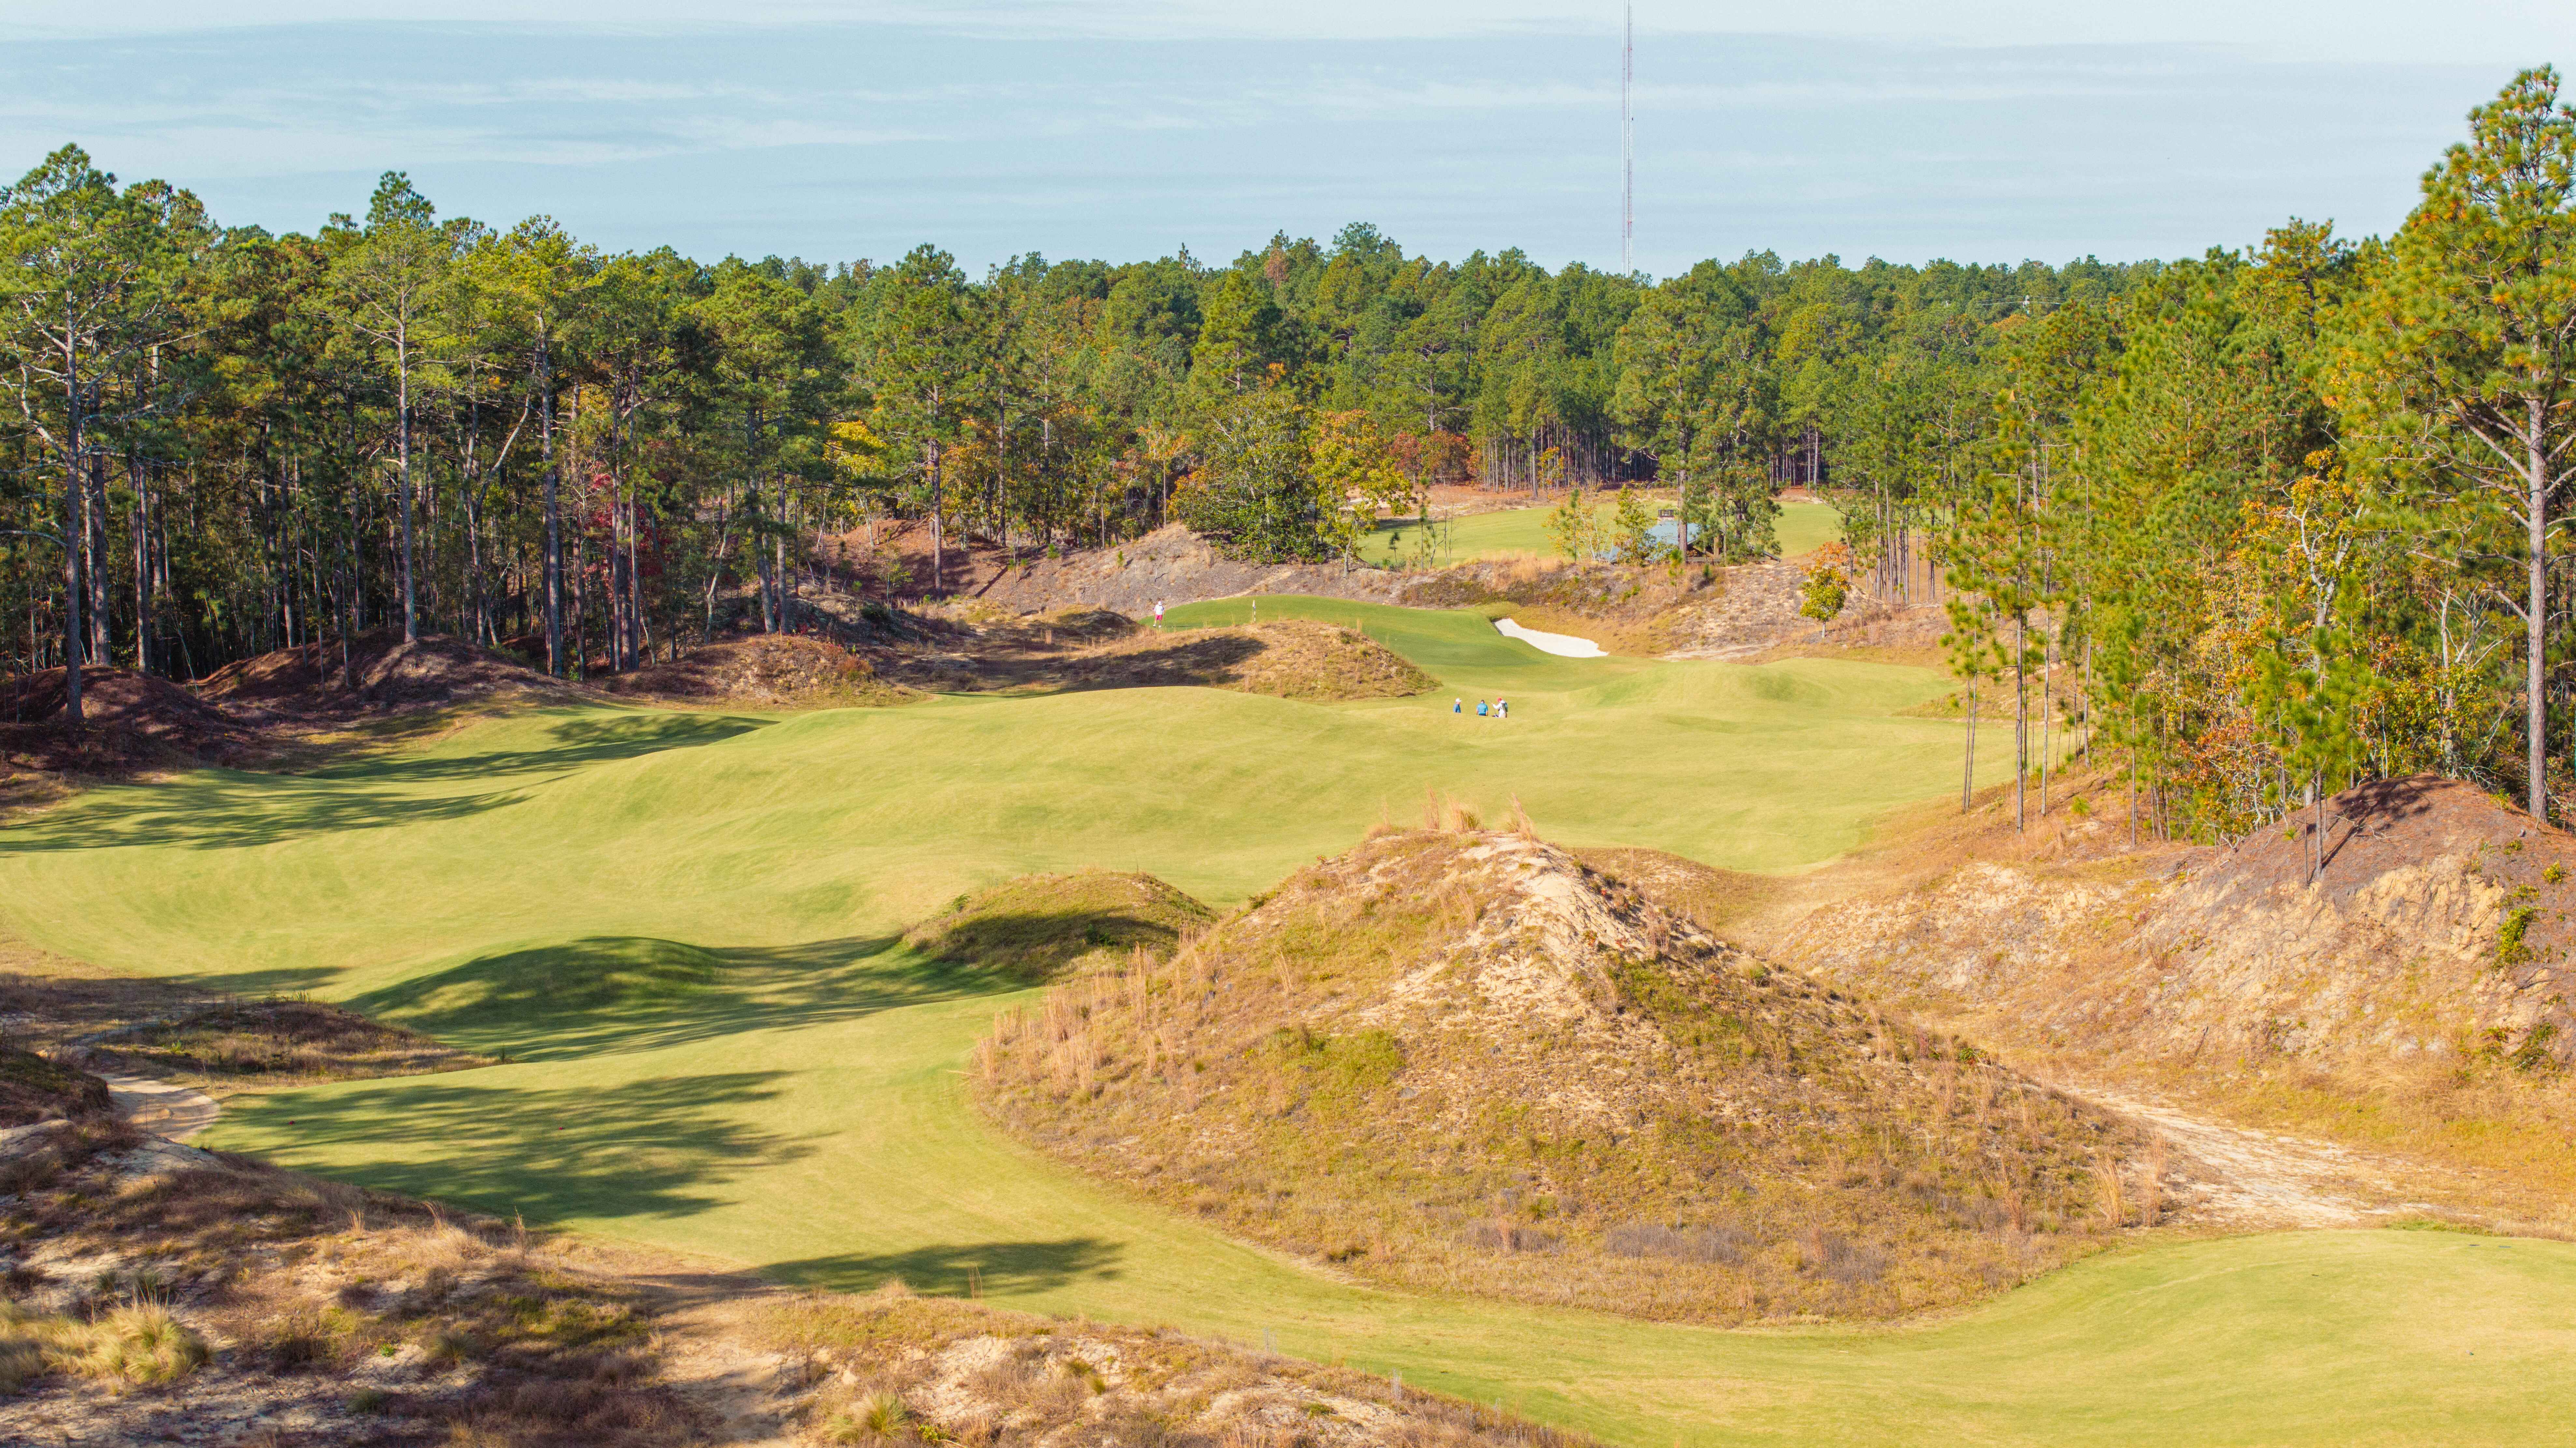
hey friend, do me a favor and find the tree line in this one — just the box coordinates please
[4,66,2569,840]
[1829,67,2576,841]
[0,140,2150,714]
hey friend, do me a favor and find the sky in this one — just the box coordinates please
[0,2,2566,277]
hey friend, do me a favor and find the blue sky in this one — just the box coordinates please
[1,3,2565,276]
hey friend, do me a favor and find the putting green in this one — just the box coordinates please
[4,602,2558,1442]
[1362,499,1841,566]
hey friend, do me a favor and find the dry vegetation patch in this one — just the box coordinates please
[83,1000,499,1087]
[0,1109,1595,1447]
[759,1286,1596,1448]
[905,871,1217,983]
[608,634,925,709]
[0,1119,707,1446]
[1725,772,2576,1224]
[978,829,2152,1326]
[195,630,580,718]
[0,666,263,802]
[0,1046,112,1127]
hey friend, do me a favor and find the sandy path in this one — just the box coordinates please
[99,1071,221,1142]
[2064,1082,2449,1229]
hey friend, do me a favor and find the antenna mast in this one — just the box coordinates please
[1621,0,1634,274]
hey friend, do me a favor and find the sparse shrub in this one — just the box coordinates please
[2512,1023,2561,1073]
[2498,906,2539,967]
[1799,543,1852,621]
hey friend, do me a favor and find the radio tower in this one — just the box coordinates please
[1620,1,1634,274]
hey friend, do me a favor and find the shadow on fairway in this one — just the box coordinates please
[0,712,771,856]
[302,710,772,785]
[352,934,1005,1060]
[765,1237,1126,1297]
[0,771,534,853]
[228,1070,814,1226]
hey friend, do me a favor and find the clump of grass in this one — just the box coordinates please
[0,1301,209,1390]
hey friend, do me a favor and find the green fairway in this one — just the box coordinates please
[3,603,2553,1443]
[1361,498,1841,565]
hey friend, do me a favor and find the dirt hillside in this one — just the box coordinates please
[979,828,2155,1326]
[195,630,577,716]
[866,612,1433,702]
[1764,776,2574,1075]
[969,524,1405,614]
[606,635,921,709]
[1,667,260,780]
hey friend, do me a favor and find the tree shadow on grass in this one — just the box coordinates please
[0,712,772,854]
[349,935,1009,1061]
[763,1238,1125,1297]
[299,710,772,786]
[231,1069,813,1226]
[0,770,533,853]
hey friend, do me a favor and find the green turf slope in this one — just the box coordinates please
[0,611,1970,992]
[5,609,2555,1442]
[196,949,2576,1446]
[1361,499,1841,565]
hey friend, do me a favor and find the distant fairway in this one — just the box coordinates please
[5,601,2563,1443]
[1361,498,1841,566]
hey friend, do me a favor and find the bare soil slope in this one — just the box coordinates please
[1614,771,2576,1224]
[195,629,578,716]
[0,1046,111,1126]
[0,667,260,780]
[970,524,1406,614]
[1768,776,2574,1075]
[980,829,2152,1326]
[869,612,1433,702]
[606,635,922,709]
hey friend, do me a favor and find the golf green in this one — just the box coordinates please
[3,601,2555,1443]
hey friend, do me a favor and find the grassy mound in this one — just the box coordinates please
[904,871,1214,981]
[88,1000,497,1084]
[351,937,729,1051]
[978,830,2146,1325]
[1214,620,1437,700]
[0,1044,112,1126]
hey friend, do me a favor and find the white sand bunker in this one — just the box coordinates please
[1494,618,1606,658]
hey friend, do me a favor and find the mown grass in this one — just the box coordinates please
[5,604,2568,1441]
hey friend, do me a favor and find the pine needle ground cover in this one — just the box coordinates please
[4,603,2572,1442]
